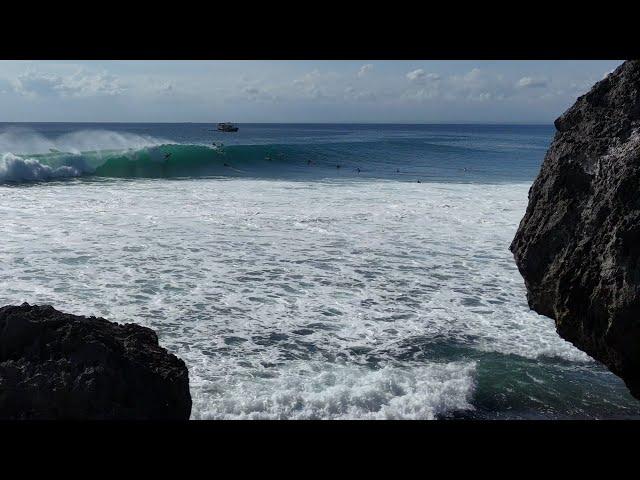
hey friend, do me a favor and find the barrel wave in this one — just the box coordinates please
[0,125,550,184]
[1,143,366,183]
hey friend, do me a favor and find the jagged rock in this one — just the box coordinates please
[511,59,640,400]
[0,303,191,419]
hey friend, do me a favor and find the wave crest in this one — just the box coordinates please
[0,153,83,182]
[0,128,170,155]
[0,143,315,183]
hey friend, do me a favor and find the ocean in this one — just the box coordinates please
[1,122,639,419]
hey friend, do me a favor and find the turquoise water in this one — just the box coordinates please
[1,123,550,183]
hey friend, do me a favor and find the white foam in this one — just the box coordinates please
[0,153,82,182]
[0,178,593,418]
[190,361,476,419]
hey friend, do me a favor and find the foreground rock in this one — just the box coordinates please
[511,59,640,400]
[0,303,191,419]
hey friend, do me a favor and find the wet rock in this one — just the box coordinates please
[511,60,640,400]
[0,303,191,419]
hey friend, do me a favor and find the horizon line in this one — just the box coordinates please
[0,121,553,126]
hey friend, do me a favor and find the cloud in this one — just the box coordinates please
[293,69,322,89]
[238,84,281,103]
[344,86,377,102]
[447,68,514,101]
[292,69,341,100]
[357,64,373,78]
[406,69,440,84]
[14,70,124,98]
[406,69,425,82]
[403,68,518,103]
[516,76,548,88]
[0,77,12,94]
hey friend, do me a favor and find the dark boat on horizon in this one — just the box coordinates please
[217,122,239,132]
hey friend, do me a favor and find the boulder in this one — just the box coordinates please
[511,59,640,399]
[0,303,191,419]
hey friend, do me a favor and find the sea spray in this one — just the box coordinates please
[0,127,171,155]
[0,153,82,182]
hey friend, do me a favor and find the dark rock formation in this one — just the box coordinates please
[511,59,640,400]
[0,303,191,419]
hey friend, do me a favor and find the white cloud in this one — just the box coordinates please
[14,70,124,98]
[293,69,322,89]
[237,84,281,103]
[406,69,425,82]
[344,86,377,102]
[447,68,513,101]
[292,69,342,100]
[357,64,373,78]
[0,77,12,94]
[406,69,440,84]
[0,60,621,123]
[516,76,548,88]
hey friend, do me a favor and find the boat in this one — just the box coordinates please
[217,122,239,132]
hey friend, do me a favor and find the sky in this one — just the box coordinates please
[0,60,624,123]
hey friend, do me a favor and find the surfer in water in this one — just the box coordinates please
[356,167,361,174]
[164,152,172,160]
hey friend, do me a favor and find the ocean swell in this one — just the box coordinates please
[0,128,178,183]
[0,142,336,183]
[0,153,84,182]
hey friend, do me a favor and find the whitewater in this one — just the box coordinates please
[1,123,639,419]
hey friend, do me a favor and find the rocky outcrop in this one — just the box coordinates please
[0,303,191,419]
[511,60,640,400]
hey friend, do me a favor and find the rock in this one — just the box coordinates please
[510,59,640,400]
[0,303,191,419]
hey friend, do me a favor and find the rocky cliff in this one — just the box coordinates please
[0,303,191,419]
[511,59,640,399]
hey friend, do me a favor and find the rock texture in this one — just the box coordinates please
[0,303,191,419]
[511,59,640,400]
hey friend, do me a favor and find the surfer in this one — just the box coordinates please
[212,142,226,156]
[396,168,400,173]
[356,167,361,174]
[336,164,341,169]
[164,152,172,160]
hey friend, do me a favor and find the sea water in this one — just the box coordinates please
[1,123,639,419]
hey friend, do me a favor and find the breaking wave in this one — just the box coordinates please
[0,127,543,184]
[0,143,324,183]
